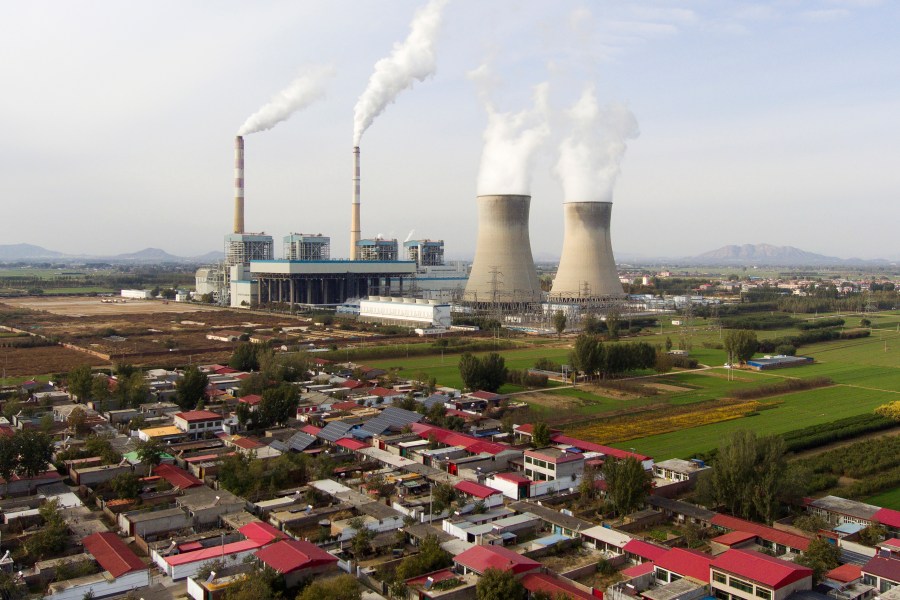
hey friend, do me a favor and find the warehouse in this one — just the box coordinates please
[359,296,451,327]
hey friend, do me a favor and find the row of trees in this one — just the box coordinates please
[67,363,150,408]
[458,352,507,392]
[569,335,657,379]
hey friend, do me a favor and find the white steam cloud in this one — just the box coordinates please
[238,65,334,136]
[473,73,551,196]
[352,0,448,146]
[555,86,639,203]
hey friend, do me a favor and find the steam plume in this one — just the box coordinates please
[238,65,334,136]
[352,0,448,146]
[473,74,551,196]
[555,86,639,202]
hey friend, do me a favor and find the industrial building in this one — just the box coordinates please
[356,237,398,261]
[284,233,330,261]
[405,239,444,266]
[550,201,624,302]
[358,296,451,328]
[465,194,542,306]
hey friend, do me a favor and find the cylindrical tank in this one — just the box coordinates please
[465,195,542,304]
[550,201,624,300]
[234,136,244,234]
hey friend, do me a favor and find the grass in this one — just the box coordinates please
[866,486,900,511]
[42,287,117,295]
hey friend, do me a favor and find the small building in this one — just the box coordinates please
[174,410,224,438]
[121,289,152,299]
[254,539,339,588]
[861,555,900,594]
[453,544,541,577]
[45,532,151,600]
[653,459,709,483]
[358,296,451,328]
[138,425,186,443]
[710,549,813,600]
[454,481,504,508]
[523,447,584,483]
[746,355,814,370]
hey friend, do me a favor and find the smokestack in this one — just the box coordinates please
[551,202,624,300]
[350,146,361,259]
[234,136,245,234]
[464,195,542,305]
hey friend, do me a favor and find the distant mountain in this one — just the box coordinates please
[690,244,890,266]
[0,244,222,264]
[0,243,65,261]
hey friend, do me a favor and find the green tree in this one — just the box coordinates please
[475,568,526,600]
[724,329,758,364]
[229,342,262,371]
[394,534,453,581]
[90,375,111,408]
[224,565,281,600]
[431,482,457,514]
[349,517,374,558]
[68,365,93,401]
[110,472,141,499]
[792,515,829,533]
[570,334,601,378]
[84,434,122,464]
[258,383,299,427]
[136,438,164,469]
[175,365,208,411]
[67,406,89,436]
[23,499,67,560]
[14,430,53,478]
[795,537,840,581]
[858,523,887,546]
[602,456,651,516]
[457,352,507,393]
[553,310,567,338]
[296,574,361,600]
[217,452,255,497]
[531,421,551,447]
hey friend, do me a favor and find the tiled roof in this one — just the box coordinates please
[874,507,900,529]
[454,545,540,575]
[521,573,593,600]
[455,481,502,499]
[175,410,221,422]
[825,563,862,583]
[255,539,337,574]
[239,521,286,545]
[550,433,651,462]
[623,539,669,562]
[655,548,713,583]
[411,423,509,455]
[335,438,368,451]
[711,549,813,589]
[862,556,900,582]
[82,532,146,577]
[711,514,811,551]
[153,464,203,489]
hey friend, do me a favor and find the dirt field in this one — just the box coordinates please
[2,297,222,317]
[515,392,581,410]
[0,345,108,377]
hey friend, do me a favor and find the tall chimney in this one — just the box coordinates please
[350,146,361,259]
[233,136,245,234]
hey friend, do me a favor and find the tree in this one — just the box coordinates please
[136,438,164,469]
[116,371,149,408]
[476,568,526,600]
[67,406,89,435]
[394,534,453,582]
[793,515,829,533]
[570,334,602,378]
[14,430,53,478]
[23,499,67,560]
[431,482,457,514]
[654,350,674,374]
[605,308,621,340]
[531,421,551,447]
[229,342,262,371]
[110,472,141,499]
[602,456,651,516]
[297,574,361,600]
[795,537,840,581]
[724,329,758,364]
[175,365,208,411]
[224,565,281,600]
[578,463,600,505]
[349,517,374,558]
[553,310,567,338]
[858,523,886,546]
[68,365,93,401]
[457,353,507,393]
[90,375,111,408]
[258,383,299,427]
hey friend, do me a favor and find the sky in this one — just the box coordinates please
[2,0,899,261]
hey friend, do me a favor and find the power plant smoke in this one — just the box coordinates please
[472,71,551,196]
[238,65,334,136]
[555,86,639,203]
[352,0,448,146]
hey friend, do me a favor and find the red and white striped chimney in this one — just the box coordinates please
[234,136,245,234]
[350,146,361,259]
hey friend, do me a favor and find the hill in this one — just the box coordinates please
[691,244,889,266]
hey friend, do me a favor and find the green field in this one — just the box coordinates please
[866,486,900,511]
[611,384,893,460]
[43,287,118,295]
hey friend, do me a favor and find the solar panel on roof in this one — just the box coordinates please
[287,431,317,451]
[318,421,353,442]
[360,407,422,435]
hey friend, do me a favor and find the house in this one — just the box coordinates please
[652,458,709,483]
[254,539,339,587]
[174,410,224,438]
[653,548,713,584]
[153,463,204,489]
[46,532,151,600]
[523,447,584,483]
[521,572,595,600]
[709,549,813,600]
[807,496,900,535]
[710,514,811,555]
[454,481,504,508]
[861,553,900,594]
[453,544,541,576]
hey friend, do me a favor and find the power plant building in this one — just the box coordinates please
[284,234,330,261]
[465,195,542,305]
[225,233,274,267]
[550,202,624,302]
[359,296,451,328]
[356,238,398,261]
[405,239,444,267]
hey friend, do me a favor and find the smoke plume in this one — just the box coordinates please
[474,76,551,196]
[238,65,334,136]
[555,86,639,202]
[352,0,448,146]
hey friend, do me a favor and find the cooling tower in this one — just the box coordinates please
[550,201,624,300]
[465,195,542,304]
[233,136,244,234]
[350,146,361,260]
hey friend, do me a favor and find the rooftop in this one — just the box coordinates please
[255,539,337,574]
[711,549,813,589]
[454,544,540,575]
[175,410,222,422]
[82,532,146,578]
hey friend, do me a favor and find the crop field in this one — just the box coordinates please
[0,345,108,378]
[2,296,222,317]
[866,486,900,511]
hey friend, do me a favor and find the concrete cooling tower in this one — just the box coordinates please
[465,195,542,305]
[550,201,624,301]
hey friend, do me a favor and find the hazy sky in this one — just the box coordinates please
[2,1,899,261]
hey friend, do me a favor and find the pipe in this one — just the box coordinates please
[350,146,361,259]
[234,136,245,234]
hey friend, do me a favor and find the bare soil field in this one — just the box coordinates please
[2,297,222,317]
[515,392,581,410]
[644,382,692,393]
[0,345,108,377]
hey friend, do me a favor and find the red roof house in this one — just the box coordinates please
[521,573,594,600]
[238,394,262,406]
[255,539,338,586]
[623,539,669,563]
[711,549,813,592]
[82,532,146,578]
[454,480,503,501]
[654,548,713,583]
[454,545,541,576]
[711,514,811,552]
[152,463,203,489]
[825,564,862,584]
